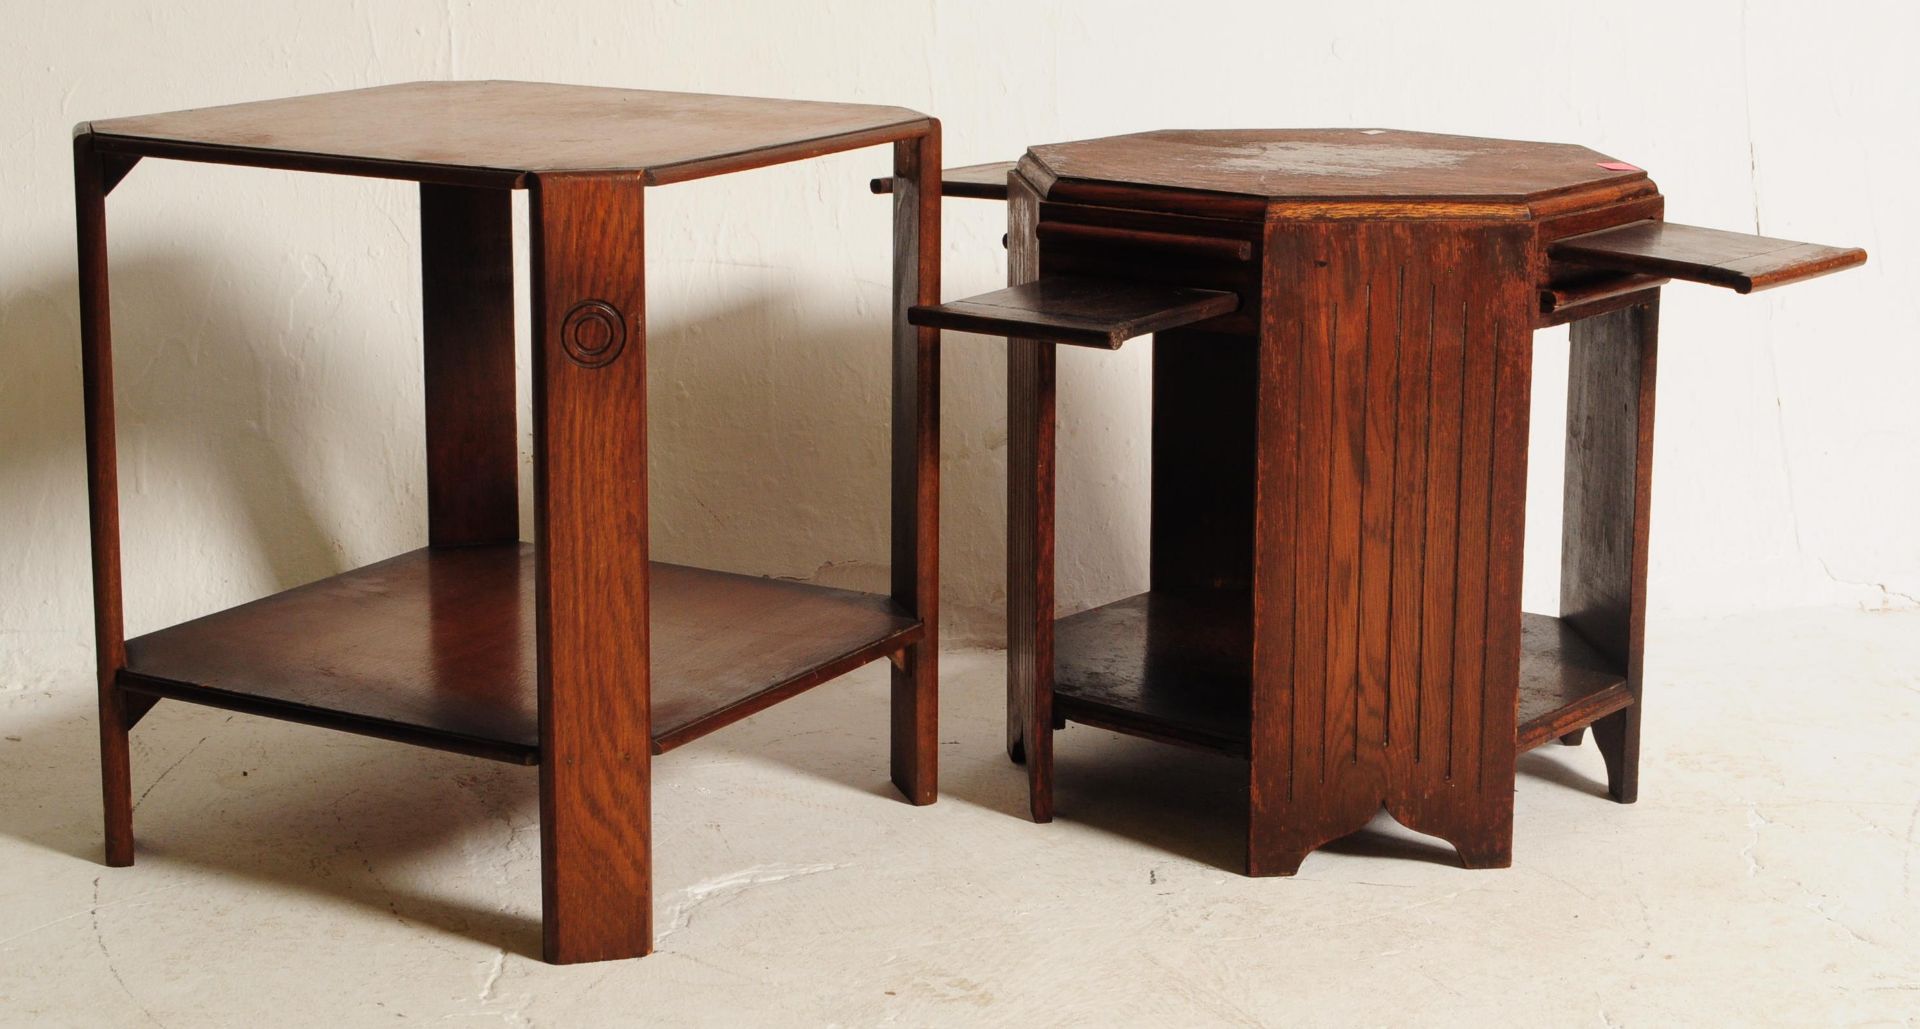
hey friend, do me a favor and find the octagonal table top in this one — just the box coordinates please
[1025,128,1646,205]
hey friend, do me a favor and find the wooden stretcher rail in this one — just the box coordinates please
[1035,221,1254,262]
[871,160,1016,200]
[1550,220,1866,294]
[1537,272,1670,327]
[909,275,1239,349]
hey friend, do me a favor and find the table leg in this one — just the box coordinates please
[890,131,941,805]
[529,172,652,964]
[1563,296,1660,804]
[1003,169,1055,822]
[421,184,518,547]
[75,133,137,868]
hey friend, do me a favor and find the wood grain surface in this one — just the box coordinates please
[1552,221,1866,294]
[421,183,518,547]
[1003,168,1057,820]
[74,133,136,868]
[911,275,1237,349]
[1028,128,1644,202]
[88,80,931,185]
[888,131,941,806]
[1562,299,1661,803]
[529,171,653,964]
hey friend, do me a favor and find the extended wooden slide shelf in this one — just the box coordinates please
[1049,593,1630,759]
[1550,221,1866,294]
[118,545,922,765]
[910,275,1239,349]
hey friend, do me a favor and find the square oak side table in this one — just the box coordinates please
[75,80,942,964]
[902,130,1863,875]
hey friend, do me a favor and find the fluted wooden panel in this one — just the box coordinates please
[1249,219,1533,874]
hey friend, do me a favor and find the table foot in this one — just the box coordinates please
[1452,836,1515,870]
[98,685,135,867]
[1593,706,1640,804]
[889,641,937,805]
[1028,753,1054,825]
[1245,846,1310,878]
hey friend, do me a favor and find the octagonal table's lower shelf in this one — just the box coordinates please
[1051,592,1631,758]
[117,544,922,764]
[1051,590,1253,755]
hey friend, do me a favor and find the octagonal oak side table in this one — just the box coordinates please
[896,129,1864,875]
[75,81,943,964]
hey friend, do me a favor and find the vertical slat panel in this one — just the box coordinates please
[1290,227,1333,791]
[1323,227,1366,775]
[1356,229,1402,756]
[1480,261,1533,804]
[1417,229,1465,776]
[1248,221,1305,873]
[1449,231,1500,786]
[1250,218,1533,874]
[889,129,941,805]
[421,184,519,547]
[1385,240,1432,760]
[529,171,652,965]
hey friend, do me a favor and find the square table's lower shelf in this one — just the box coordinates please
[1051,591,1632,758]
[117,544,922,765]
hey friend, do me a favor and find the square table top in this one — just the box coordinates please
[82,80,931,187]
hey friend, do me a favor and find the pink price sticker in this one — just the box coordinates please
[1596,161,1642,172]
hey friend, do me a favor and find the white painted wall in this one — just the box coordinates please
[3,0,1915,695]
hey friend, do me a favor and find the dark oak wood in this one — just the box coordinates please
[74,133,135,868]
[1027,128,1647,203]
[888,132,941,806]
[950,127,1863,878]
[1514,614,1633,752]
[870,160,1016,200]
[77,87,942,964]
[1551,221,1867,294]
[1035,221,1254,262]
[97,151,140,195]
[1047,598,1638,762]
[1539,272,1668,323]
[116,545,921,765]
[1034,207,1264,337]
[421,184,518,547]
[529,171,653,964]
[1004,169,1055,820]
[120,545,538,763]
[1151,328,1257,595]
[1247,218,1533,875]
[1053,591,1250,755]
[87,81,931,186]
[1562,298,1660,803]
[911,276,1238,349]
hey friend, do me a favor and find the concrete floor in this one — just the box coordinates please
[1,608,1916,1027]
